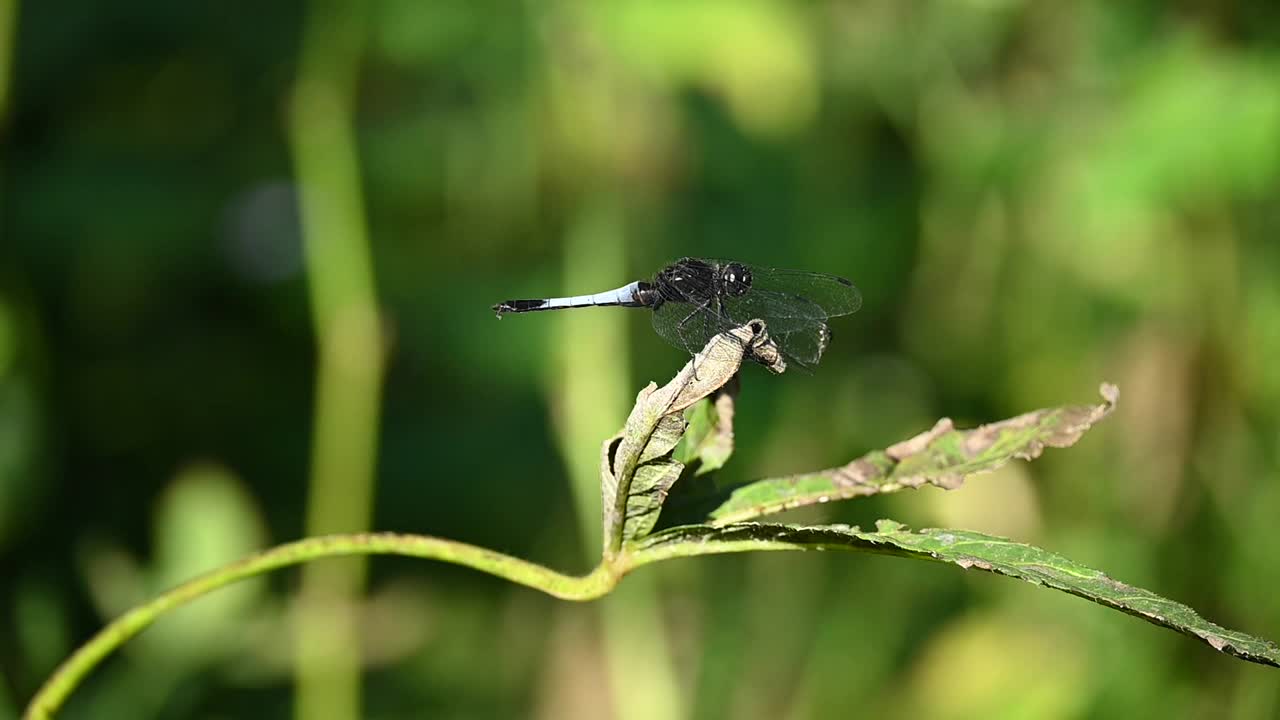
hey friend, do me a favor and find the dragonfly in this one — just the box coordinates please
[492,258,861,370]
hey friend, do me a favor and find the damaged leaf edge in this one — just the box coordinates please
[708,383,1120,526]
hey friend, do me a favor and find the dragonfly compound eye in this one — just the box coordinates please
[721,263,752,297]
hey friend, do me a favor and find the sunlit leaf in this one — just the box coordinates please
[705,384,1118,525]
[623,415,687,541]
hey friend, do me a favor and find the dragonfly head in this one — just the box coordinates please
[720,262,752,297]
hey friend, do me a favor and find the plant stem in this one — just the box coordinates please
[0,0,16,124]
[554,200,686,720]
[22,533,618,720]
[289,1,380,718]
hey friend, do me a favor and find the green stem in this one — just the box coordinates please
[554,201,686,720]
[22,534,619,720]
[289,1,380,718]
[0,0,16,124]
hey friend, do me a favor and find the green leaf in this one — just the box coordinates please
[622,415,687,541]
[673,381,737,476]
[629,520,1280,668]
[706,384,1119,525]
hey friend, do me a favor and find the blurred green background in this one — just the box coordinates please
[3,1,1279,718]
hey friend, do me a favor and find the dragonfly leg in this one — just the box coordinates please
[675,299,711,331]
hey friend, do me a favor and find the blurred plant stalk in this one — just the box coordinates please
[552,200,684,720]
[289,3,383,720]
[0,0,15,124]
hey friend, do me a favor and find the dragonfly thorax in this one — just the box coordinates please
[654,258,754,303]
[655,258,714,302]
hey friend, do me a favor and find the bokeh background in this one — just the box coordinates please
[3,1,1279,718]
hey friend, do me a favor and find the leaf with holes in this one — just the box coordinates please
[702,384,1119,525]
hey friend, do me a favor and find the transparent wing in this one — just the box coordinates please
[720,263,857,368]
[651,303,761,372]
[711,282,836,368]
[689,260,861,318]
[651,290,727,358]
[773,320,834,368]
[738,264,862,317]
[654,289,833,369]
[651,259,859,368]
[761,315,832,369]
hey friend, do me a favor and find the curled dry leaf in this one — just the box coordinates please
[601,321,770,554]
[662,319,782,415]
